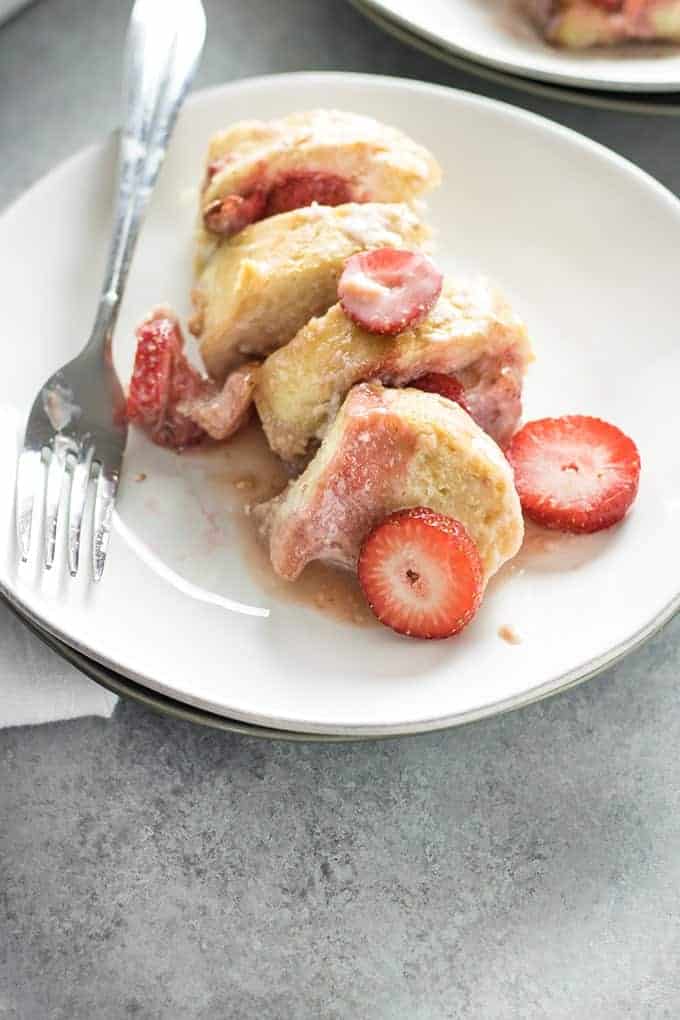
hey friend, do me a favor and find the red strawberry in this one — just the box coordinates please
[204,154,232,187]
[265,170,353,216]
[506,415,641,533]
[203,189,267,237]
[338,249,443,336]
[357,507,484,639]
[126,311,212,449]
[411,373,471,416]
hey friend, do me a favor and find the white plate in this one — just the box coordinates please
[1,72,679,736]
[360,0,680,92]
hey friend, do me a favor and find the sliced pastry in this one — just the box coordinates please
[256,276,532,460]
[198,108,440,243]
[258,383,524,582]
[191,202,427,382]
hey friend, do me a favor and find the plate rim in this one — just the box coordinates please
[356,0,680,93]
[350,0,680,113]
[2,573,678,737]
[0,593,362,743]
[3,70,680,735]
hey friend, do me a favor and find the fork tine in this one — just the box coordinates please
[92,469,119,581]
[16,449,43,562]
[67,446,95,577]
[43,443,69,570]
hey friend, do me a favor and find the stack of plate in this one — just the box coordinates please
[3,73,680,740]
[352,0,680,113]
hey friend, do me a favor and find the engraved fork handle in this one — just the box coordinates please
[89,0,206,352]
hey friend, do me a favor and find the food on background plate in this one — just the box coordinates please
[524,0,680,48]
[125,108,641,641]
[255,272,531,461]
[190,202,427,381]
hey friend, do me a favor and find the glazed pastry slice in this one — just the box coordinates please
[190,202,427,382]
[198,109,440,244]
[255,277,532,460]
[525,0,680,47]
[258,383,524,582]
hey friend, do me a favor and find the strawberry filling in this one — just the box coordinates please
[406,349,524,449]
[203,169,355,238]
[410,373,472,416]
[203,190,268,237]
[264,171,353,217]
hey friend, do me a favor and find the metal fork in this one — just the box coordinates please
[15,0,206,581]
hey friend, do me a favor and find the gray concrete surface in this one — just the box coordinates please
[2,1,680,1016]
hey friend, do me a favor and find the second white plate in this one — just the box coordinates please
[360,0,680,92]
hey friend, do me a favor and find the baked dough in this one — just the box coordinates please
[256,277,532,459]
[191,202,427,381]
[197,108,440,251]
[258,383,524,582]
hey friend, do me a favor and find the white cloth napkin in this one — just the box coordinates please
[0,603,117,728]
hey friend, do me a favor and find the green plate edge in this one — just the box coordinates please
[1,594,361,743]
[5,586,678,742]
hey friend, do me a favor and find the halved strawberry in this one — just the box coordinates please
[126,311,212,449]
[357,507,484,639]
[410,373,471,416]
[338,249,443,336]
[506,415,641,533]
[265,170,353,216]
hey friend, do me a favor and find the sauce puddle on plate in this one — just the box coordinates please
[201,419,375,626]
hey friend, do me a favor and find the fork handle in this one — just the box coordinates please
[89,0,206,351]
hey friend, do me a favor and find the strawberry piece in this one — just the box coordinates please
[265,171,353,216]
[410,373,472,416]
[203,189,267,237]
[178,362,258,441]
[204,154,232,187]
[506,415,641,533]
[357,507,484,639]
[338,249,443,336]
[126,311,212,449]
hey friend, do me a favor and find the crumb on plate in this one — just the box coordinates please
[498,624,521,645]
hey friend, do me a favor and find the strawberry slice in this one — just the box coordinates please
[410,373,471,416]
[126,311,212,449]
[357,507,484,639]
[265,171,353,216]
[506,415,641,533]
[338,249,443,336]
